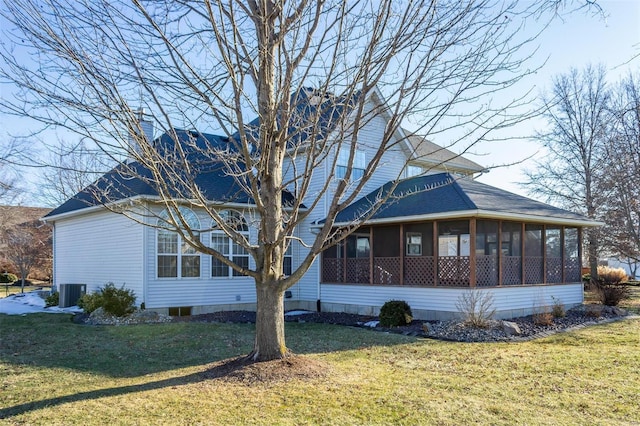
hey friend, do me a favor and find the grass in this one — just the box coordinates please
[0,283,51,298]
[1,312,639,425]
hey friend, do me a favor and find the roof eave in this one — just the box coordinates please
[318,209,601,229]
[42,194,305,222]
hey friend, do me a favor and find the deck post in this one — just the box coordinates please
[433,221,439,286]
[399,224,404,285]
[561,226,566,283]
[521,222,526,285]
[498,220,503,286]
[542,224,547,284]
[469,218,476,287]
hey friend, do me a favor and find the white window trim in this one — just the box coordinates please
[210,210,250,279]
[336,147,365,181]
[156,207,202,280]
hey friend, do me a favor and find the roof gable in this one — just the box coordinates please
[406,134,485,174]
[231,88,359,150]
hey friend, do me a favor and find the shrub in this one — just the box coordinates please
[77,292,103,314]
[532,292,554,326]
[586,304,602,318]
[45,292,59,307]
[100,283,136,317]
[0,273,18,284]
[455,289,496,328]
[551,296,566,318]
[379,300,413,327]
[597,266,628,284]
[77,283,136,317]
[533,311,554,326]
[594,266,630,306]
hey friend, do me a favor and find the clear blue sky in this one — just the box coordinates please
[474,0,640,198]
[1,1,639,205]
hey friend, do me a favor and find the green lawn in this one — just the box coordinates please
[1,314,639,424]
[1,284,51,298]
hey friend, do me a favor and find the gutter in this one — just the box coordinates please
[41,195,306,222]
[312,209,603,229]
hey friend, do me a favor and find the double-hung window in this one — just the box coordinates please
[283,244,293,276]
[406,232,422,255]
[336,147,365,180]
[157,207,201,278]
[211,210,250,277]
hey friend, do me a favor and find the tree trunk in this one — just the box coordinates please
[249,282,288,361]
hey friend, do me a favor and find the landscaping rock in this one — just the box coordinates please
[84,307,172,325]
[602,306,627,316]
[502,320,521,336]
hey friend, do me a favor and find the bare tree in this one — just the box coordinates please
[37,139,107,207]
[0,138,25,204]
[599,72,640,274]
[524,65,611,280]
[2,224,49,292]
[1,0,575,360]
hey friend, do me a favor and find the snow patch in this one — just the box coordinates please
[363,320,379,328]
[284,310,314,317]
[0,291,83,315]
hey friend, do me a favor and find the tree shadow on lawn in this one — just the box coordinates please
[0,354,331,419]
[0,313,376,420]
[0,313,415,378]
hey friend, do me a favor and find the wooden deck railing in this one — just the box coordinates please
[322,254,582,287]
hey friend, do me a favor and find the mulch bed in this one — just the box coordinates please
[174,306,632,342]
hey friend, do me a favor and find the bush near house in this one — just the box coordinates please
[594,266,631,306]
[0,272,18,284]
[78,283,136,317]
[379,300,413,327]
[45,292,59,307]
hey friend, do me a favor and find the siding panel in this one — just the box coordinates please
[54,211,144,302]
[319,283,583,320]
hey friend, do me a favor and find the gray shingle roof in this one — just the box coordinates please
[45,89,356,219]
[44,129,296,218]
[331,173,595,225]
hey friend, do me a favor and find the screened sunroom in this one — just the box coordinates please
[320,173,595,289]
[321,219,582,288]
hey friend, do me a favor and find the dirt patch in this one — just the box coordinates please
[203,354,331,384]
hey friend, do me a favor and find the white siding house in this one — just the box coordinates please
[43,88,598,319]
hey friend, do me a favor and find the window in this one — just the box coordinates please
[406,232,422,255]
[406,165,423,178]
[336,148,365,180]
[437,220,470,256]
[157,207,201,278]
[211,210,250,277]
[283,244,292,276]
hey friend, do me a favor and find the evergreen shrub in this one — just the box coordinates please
[379,300,413,327]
